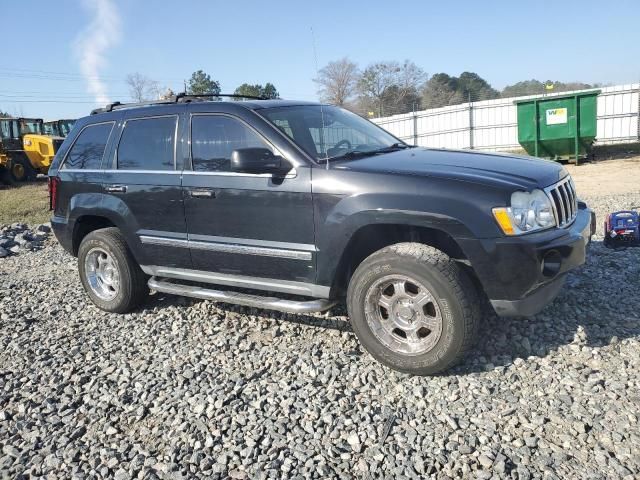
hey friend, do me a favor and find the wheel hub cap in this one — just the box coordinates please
[364,274,443,356]
[84,247,120,301]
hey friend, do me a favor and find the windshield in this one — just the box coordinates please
[261,105,405,162]
[19,119,43,135]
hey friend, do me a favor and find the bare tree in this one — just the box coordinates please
[314,58,359,106]
[126,73,161,102]
[357,60,426,116]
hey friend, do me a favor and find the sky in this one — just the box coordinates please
[1,0,639,120]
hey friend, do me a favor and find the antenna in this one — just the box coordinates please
[311,27,329,170]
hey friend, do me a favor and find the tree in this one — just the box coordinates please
[421,73,463,109]
[357,60,425,116]
[314,58,359,106]
[261,83,279,99]
[233,82,279,99]
[187,70,220,95]
[234,83,262,98]
[421,72,498,108]
[457,72,499,101]
[501,79,595,98]
[125,73,161,102]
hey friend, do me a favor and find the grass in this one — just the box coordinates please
[0,179,50,226]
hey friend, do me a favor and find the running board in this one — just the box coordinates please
[148,277,337,314]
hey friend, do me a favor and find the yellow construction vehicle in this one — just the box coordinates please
[0,117,63,183]
[43,119,76,138]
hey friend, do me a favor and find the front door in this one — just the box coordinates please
[182,113,316,290]
[102,108,191,270]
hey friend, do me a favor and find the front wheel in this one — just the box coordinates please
[78,227,148,313]
[9,154,36,182]
[347,243,480,375]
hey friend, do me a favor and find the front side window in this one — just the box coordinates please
[191,115,273,172]
[62,122,114,170]
[261,105,404,162]
[117,116,176,171]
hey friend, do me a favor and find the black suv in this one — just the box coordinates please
[48,95,595,375]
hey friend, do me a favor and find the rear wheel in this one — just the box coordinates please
[78,227,148,313]
[347,242,480,375]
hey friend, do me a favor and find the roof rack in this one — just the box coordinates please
[90,93,270,115]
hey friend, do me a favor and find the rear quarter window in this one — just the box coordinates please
[61,122,114,170]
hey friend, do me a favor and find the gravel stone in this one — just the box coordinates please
[0,192,639,479]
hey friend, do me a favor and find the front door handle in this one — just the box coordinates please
[189,189,215,198]
[105,185,127,193]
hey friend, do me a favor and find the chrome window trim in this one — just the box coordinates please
[114,114,179,172]
[139,235,313,261]
[181,169,297,179]
[140,265,330,299]
[104,169,183,175]
[59,120,116,171]
[57,168,104,173]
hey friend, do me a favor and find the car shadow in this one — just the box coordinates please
[146,240,639,376]
[451,240,640,375]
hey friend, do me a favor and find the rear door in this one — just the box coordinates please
[102,106,191,270]
[181,109,316,288]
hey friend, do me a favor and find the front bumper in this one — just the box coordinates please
[459,204,595,317]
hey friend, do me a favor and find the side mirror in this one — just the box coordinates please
[230,148,290,175]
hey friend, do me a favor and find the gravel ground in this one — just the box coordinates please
[1,192,639,480]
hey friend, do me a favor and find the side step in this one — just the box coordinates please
[148,277,337,314]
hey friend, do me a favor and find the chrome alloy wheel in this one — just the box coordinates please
[84,247,120,301]
[364,274,443,356]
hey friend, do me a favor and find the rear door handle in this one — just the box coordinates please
[189,189,215,198]
[105,185,127,193]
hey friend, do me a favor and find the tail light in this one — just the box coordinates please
[48,176,60,211]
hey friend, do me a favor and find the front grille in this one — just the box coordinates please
[545,176,578,227]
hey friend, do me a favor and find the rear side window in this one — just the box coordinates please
[62,122,114,170]
[191,115,273,172]
[117,116,176,171]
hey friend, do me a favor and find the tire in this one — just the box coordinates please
[347,242,480,375]
[9,154,36,182]
[78,227,148,313]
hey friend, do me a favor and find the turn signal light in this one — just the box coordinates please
[492,207,515,235]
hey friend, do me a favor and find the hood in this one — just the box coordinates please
[333,147,567,190]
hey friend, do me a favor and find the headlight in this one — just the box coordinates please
[492,189,556,235]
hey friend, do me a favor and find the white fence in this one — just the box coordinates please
[372,83,640,152]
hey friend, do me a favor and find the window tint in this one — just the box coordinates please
[118,116,176,170]
[191,116,273,172]
[62,122,114,170]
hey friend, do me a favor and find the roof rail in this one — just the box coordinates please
[90,93,271,115]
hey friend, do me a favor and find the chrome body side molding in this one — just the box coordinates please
[140,265,331,299]
[148,277,337,314]
[139,235,313,261]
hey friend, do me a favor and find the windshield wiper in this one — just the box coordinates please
[368,142,414,154]
[320,143,414,163]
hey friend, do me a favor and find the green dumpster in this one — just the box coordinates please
[515,90,600,165]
